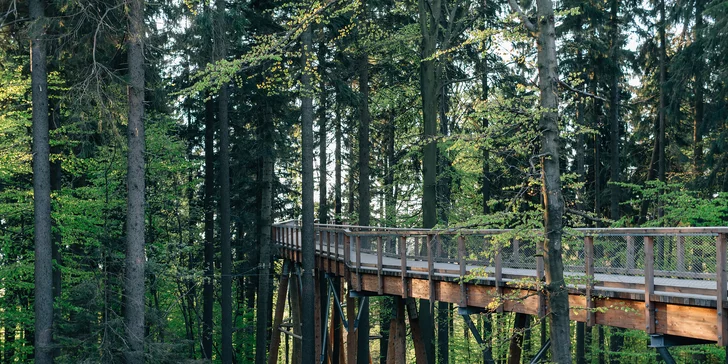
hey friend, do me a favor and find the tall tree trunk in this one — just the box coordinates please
[693,0,705,175]
[356,10,371,361]
[124,0,146,360]
[609,0,621,222]
[657,0,667,220]
[256,102,275,364]
[481,52,490,215]
[335,96,342,225]
[202,97,215,360]
[536,0,572,361]
[30,0,52,361]
[418,1,441,362]
[215,1,233,361]
[300,25,316,364]
[319,34,328,224]
[436,78,450,364]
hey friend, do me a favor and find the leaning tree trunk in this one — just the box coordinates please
[300,25,316,364]
[124,0,146,360]
[30,0,53,361]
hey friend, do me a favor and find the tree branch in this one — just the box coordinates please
[508,0,536,33]
[558,79,607,101]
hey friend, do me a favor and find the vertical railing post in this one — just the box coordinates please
[677,235,685,272]
[344,233,351,285]
[318,228,324,268]
[356,236,362,291]
[415,237,420,259]
[585,236,595,327]
[494,237,503,313]
[536,239,545,320]
[626,235,635,270]
[377,236,384,295]
[400,235,408,298]
[334,232,340,276]
[427,234,434,304]
[645,236,656,334]
[513,238,520,266]
[717,233,727,346]
[458,235,467,307]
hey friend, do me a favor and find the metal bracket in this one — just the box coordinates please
[325,275,348,331]
[459,308,495,364]
[529,339,551,364]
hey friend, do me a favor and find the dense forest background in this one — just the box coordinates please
[2,0,728,362]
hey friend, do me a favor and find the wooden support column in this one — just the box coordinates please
[386,297,406,364]
[315,271,322,362]
[717,233,728,346]
[507,313,528,364]
[267,261,291,364]
[645,236,656,334]
[585,236,595,327]
[346,287,357,364]
[405,298,427,364]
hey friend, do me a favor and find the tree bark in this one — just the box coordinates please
[30,0,53,361]
[124,0,146,360]
[300,25,316,364]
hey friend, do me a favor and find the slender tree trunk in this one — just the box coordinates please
[124,0,146,360]
[335,97,342,225]
[319,34,328,224]
[215,1,232,361]
[481,52,490,215]
[535,0,571,361]
[418,1,441,362]
[356,10,372,361]
[657,0,667,220]
[202,97,215,360]
[609,0,621,222]
[256,101,275,364]
[693,0,705,175]
[30,0,52,361]
[300,25,316,364]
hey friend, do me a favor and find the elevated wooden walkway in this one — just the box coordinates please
[269,221,728,363]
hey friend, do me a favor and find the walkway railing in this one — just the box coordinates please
[273,221,728,344]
